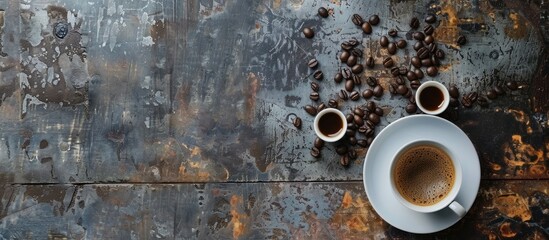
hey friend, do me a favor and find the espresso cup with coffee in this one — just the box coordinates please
[415,81,450,115]
[313,108,347,142]
[390,140,466,217]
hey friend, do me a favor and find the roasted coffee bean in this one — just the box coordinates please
[348,148,357,159]
[358,125,368,133]
[293,117,302,129]
[449,97,459,107]
[348,122,357,130]
[342,68,352,79]
[350,91,360,101]
[413,32,425,41]
[423,25,434,35]
[366,101,376,112]
[380,36,389,47]
[414,69,424,79]
[427,43,437,53]
[457,35,467,45]
[477,96,488,107]
[365,57,375,68]
[390,67,400,77]
[346,114,354,123]
[352,64,364,74]
[308,58,319,68]
[362,89,373,99]
[493,85,505,95]
[421,58,433,67]
[310,82,320,92]
[396,39,407,48]
[341,41,353,51]
[410,80,421,89]
[399,66,408,75]
[387,43,397,55]
[449,85,459,98]
[348,37,360,46]
[426,66,438,76]
[313,70,324,80]
[336,145,348,155]
[417,47,430,59]
[304,105,317,116]
[352,14,364,26]
[389,84,397,95]
[354,108,365,117]
[345,80,355,92]
[369,14,380,25]
[413,41,424,51]
[314,137,324,149]
[396,76,406,85]
[326,99,337,109]
[506,80,518,90]
[404,89,413,98]
[351,48,363,57]
[397,85,409,95]
[369,113,380,124]
[339,89,349,100]
[486,90,497,99]
[362,22,372,34]
[366,77,378,87]
[435,49,445,59]
[375,107,384,116]
[340,51,350,62]
[352,75,361,85]
[366,137,375,146]
[383,57,394,68]
[406,71,418,81]
[318,7,329,18]
[461,96,472,108]
[354,114,364,126]
[339,155,349,166]
[425,14,437,24]
[388,28,398,37]
[409,93,416,104]
[431,55,441,66]
[317,103,327,112]
[410,17,420,29]
[469,92,478,102]
[357,139,368,147]
[424,35,435,44]
[303,27,314,38]
[411,56,422,68]
[405,103,417,113]
[347,55,358,67]
[334,72,343,83]
[310,147,321,158]
[346,128,356,137]
[349,136,357,146]
[365,120,375,129]
[373,85,384,97]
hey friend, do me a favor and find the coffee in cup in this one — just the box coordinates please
[415,81,450,115]
[314,109,347,142]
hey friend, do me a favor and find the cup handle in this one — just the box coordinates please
[448,201,466,217]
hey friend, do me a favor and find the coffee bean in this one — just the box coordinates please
[304,105,317,116]
[365,120,375,130]
[369,113,380,124]
[347,55,357,67]
[389,84,397,95]
[317,103,327,112]
[469,92,478,102]
[352,64,364,74]
[350,91,360,101]
[388,28,398,37]
[352,75,361,85]
[342,68,352,79]
[477,96,488,107]
[348,37,360,46]
[449,97,459,107]
[380,36,389,47]
[369,15,380,25]
[413,41,424,51]
[387,43,397,54]
[421,58,433,67]
[310,92,320,101]
[373,85,384,97]
[318,7,329,18]
[348,148,357,159]
[413,32,425,41]
[414,69,424,79]
[411,56,422,68]
[424,35,435,44]
[426,66,438,76]
[493,85,505,95]
[425,14,437,24]
[383,57,394,68]
[410,17,420,29]
[406,71,418,81]
[357,139,368,147]
[346,114,354,123]
[362,22,372,34]
[486,90,497,99]
[349,136,357,145]
[354,114,364,125]
[410,80,421,89]
[345,80,355,92]
[435,49,445,59]
[423,25,434,35]
[358,125,368,133]
[366,101,376,112]
[409,93,416,104]
[336,144,349,155]
[417,47,430,59]
[334,72,343,83]
[311,147,321,158]
[365,57,375,68]
[310,82,320,92]
[308,58,318,69]
[339,89,349,100]
[366,77,378,87]
[398,85,409,95]
[354,108,365,117]
[313,70,324,80]
[427,43,437,53]
[314,137,324,149]
[431,55,441,66]
[395,76,406,85]
[461,96,472,108]
[362,89,373,99]
[405,103,417,113]
[351,48,363,57]
[399,66,408,75]
[375,107,384,116]
[396,39,407,49]
[293,117,302,128]
[303,27,314,38]
[506,80,518,90]
[449,85,459,98]
[390,67,400,77]
[404,89,413,98]
[457,35,467,45]
[328,99,338,108]
[341,41,353,51]
[340,51,350,62]
[352,14,364,26]
[339,155,349,166]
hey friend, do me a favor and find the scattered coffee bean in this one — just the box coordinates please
[506,80,518,90]
[350,91,360,101]
[345,80,355,92]
[375,107,384,116]
[339,155,349,166]
[339,89,349,100]
[435,49,445,59]
[362,89,374,99]
[334,72,343,83]
[348,148,357,159]
[348,37,360,46]
[318,7,329,18]
[365,120,375,129]
[357,139,368,147]
[477,96,488,107]
[348,123,357,131]
[358,125,368,133]
[366,101,376,111]
[425,14,437,23]
[389,84,397,95]
[423,25,434,35]
[354,114,363,125]
[449,85,459,98]
[340,51,350,62]
[461,92,478,108]
[354,108,365,117]
[346,128,356,137]
[396,76,406,85]
[457,35,467,45]
[417,47,430,59]
[410,17,420,29]
[449,97,459,107]
[366,137,375,146]
[431,55,441,66]
[352,75,361,85]
[351,48,363,57]
[308,58,318,69]
[486,90,497,99]
[406,71,418,81]
[369,15,380,25]
[346,114,354,123]
[328,99,338,108]
[411,56,422,68]
[349,136,357,145]
[310,147,321,158]
[383,57,394,68]
[380,36,389,47]
[404,89,413,98]
[369,113,380,124]
[410,80,421,89]
[413,41,424,51]
[387,43,397,54]
[493,85,505,95]
[341,41,353,51]
[414,69,424,79]
[310,92,320,101]
[314,137,324,149]
[396,39,407,49]
[373,85,384,97]
[352,64,364,74]
[317,103,327,112]
[388,28,398,37]
[342,68,352,79]
[409,93,416,104]
[405,103,417,113]
[310,82,320,92]
[347,55,357,67]
[303,27,314,38]
[413,32,425,41]
[362,22,373,34]
[293,117,302,129]
[427,43,437,53]
[365,57,375,68]
[397,85,409,95]
[304,105,317,116]
[352,14,364,26]
[424,35,435,44]
[390,67,400,77]
[421,58,433,67]
[426,66,438,76]
[336,144,348,155]
[366,77,378,87]
[313,70,324,80]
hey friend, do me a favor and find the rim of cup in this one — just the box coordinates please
[313,108,347,142]
[415,81,450,115]
[389,140,463,213]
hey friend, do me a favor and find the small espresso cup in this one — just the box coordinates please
[415,81,450,115]
[389,140,466,217]
[313,108,347,142]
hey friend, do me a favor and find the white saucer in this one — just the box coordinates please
[363,115,480,234]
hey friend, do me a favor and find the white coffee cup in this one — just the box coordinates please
[389,140,466,217]
[313,108,347,142]
[415,81,450,115]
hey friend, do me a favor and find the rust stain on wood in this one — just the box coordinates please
[230,195,246,239]
[435,3,460,47]
[502,135,547,177]
[504,12,528,40]
[494,193,531,221]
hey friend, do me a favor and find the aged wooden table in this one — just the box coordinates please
[0,0,548,239]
